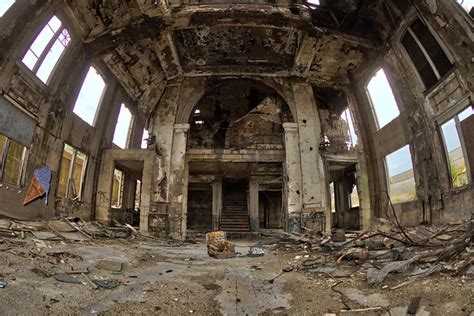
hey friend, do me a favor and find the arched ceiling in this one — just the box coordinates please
[62,0,396,114]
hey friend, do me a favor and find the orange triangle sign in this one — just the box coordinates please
[23,176,46,206]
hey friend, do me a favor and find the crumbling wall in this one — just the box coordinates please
[188,80,290,150]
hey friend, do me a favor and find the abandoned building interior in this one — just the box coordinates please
[0,0,473,314]
[1,0,472,238]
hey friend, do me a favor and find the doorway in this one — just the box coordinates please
[259,191,283,229]
[186,182,213,232]
[327,161,360,230]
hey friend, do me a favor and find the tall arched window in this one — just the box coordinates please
[22,15,72,84]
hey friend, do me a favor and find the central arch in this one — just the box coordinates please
[182,79,295,234]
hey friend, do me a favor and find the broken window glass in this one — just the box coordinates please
[141,129,149,149]
[401,18,453,90]
[0,135,27,186]
[113,104,133,149]
[72,66,106,126]
[367,69,400,129]
[385,145,417,204]
[21,15,71,84]
[111,169,125,208]
[340,108,358,147]
[0,0,15,17]
[58,144,87,199]
[441,106,473,188]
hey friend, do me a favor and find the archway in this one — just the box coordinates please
[184,79,293,234]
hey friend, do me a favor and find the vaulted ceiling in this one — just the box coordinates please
[62,0,399,114]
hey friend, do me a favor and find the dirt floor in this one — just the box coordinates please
[0,236,473,316]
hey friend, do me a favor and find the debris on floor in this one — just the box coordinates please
[273,218,473,286]
[206,231,236,259]
[248,244,265,257]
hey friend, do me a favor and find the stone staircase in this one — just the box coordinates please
[220,190,250,232]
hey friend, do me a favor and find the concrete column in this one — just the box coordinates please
[249,177,259,232]
[212,176,222,230]
[139,157,154,235]
[293,83,329,232]
[283,122,303,232]
[168,123,190,240]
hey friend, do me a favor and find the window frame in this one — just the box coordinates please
[454,0,474,20]
[0,0,15,18]
[437,97,473,189]
[383,144,417,204]
[72,65,107,127]
[112,103,134,149]
[20,14,72,85]
[58,143,88,200]
[0,135,28,186]
[400,17,455,91]
[365,67,401,130]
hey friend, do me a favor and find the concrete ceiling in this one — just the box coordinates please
[63,0,390,115]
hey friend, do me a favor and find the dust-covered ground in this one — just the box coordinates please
[0,236,472,316]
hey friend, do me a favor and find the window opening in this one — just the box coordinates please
[58,144,87,200]
[401,18,453,89]
[385,145,416,204]
[0,134,27,186]
[0,0,15,17]
[441,105,473,188]
[367,69,400,129]
[340,108,358,147]
[141,129,149,149]
[329,182,336,213]
[22,15,71,84]
[350,184,360,208]
[113,104,133,149]
[457,0,474,16]
[135,180,142,211]
[72,66,106,126]
[111,168,125,208]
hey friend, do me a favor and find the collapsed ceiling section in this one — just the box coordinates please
[64,0,395,115]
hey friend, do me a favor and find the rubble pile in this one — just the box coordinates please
[272,219,474,286]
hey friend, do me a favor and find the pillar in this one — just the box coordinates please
[168,123,190,240]
[139,155,154,235]
[283,122,303,232]
[249,177,259,232]
[293,83,329,232]
[212,176,222,230]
